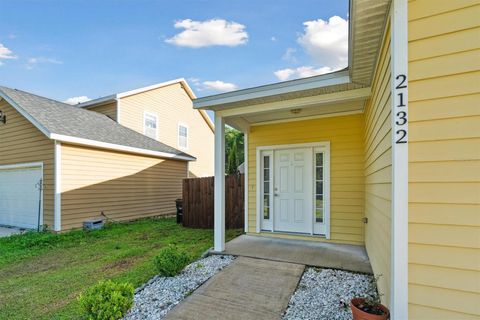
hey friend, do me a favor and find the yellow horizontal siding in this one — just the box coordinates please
[408,2,480,318]
[363,16,392,307]
[247,113,365,245]
[0,100,55,228]
[86,101,117,121]
[60,144,187,230]
[118,83,213,177]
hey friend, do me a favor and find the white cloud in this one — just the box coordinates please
[282,47,297,63]
[64,96,91,105]
[297,16,348,69]
[202,80,238,92]
[271,36,277,42]
[165,19,248,48]
[0,43,17,64]
[274,66,335,81]
[26,57,63,70]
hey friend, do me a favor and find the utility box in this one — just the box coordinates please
[83,218,105,230]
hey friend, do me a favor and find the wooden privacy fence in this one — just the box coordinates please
[182,174,244,229]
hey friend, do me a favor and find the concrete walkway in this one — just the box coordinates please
[222,235,372,273]
[164,257,304,320]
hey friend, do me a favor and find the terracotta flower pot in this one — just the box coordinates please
[350,298,390,320]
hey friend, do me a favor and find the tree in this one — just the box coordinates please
[225,127,244,174]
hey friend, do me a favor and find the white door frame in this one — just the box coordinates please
[0,161,44,229]
[256,141,330,238]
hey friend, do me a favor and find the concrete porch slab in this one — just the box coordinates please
[164,257,304,320]
[222,235,372,274]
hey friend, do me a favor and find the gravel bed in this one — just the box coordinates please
[125,254,235,320]
[283,267,378,320]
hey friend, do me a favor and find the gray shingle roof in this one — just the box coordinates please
[0,86,195,160]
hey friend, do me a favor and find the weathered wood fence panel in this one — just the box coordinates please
[182,174,244,229]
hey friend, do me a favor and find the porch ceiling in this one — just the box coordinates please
[224,86,370,131]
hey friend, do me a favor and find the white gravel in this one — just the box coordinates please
[125,254,235,320]
[283,267,378,320]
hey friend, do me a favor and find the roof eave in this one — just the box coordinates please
[193,69,350,110]
[51,133,196,161]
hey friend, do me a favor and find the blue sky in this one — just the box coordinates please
[0,0,348,103]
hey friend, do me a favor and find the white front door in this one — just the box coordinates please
[273,148,312,233]
[0,165,42,229]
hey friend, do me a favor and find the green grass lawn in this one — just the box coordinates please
[0,218,242,320]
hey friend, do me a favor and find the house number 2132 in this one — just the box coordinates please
[394,74,408,144]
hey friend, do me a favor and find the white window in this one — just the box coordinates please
[144,112,157,140]
[178,124,188,149]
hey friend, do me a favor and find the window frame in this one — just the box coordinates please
[177,122,189,150]
[143,111,158,140]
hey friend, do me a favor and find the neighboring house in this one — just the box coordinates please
[0,86,195,231]
[194,1,479,319]
[77,79,214,178]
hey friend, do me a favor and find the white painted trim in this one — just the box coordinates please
[177,122,189,150]
[0,161,44,170]
[255,148,261,233]
[116,98,121,123]
[0,161,44,229]
[143,111,158,140]
[54,141,62,232]
[78,78,197,108]
[50,133,195,161]
[324,143,331,239]
[194,70,350,109]
[257,150,273,232]
[255,141,331,238]
[214,114,225,252]
[244,133,249,233]
[118,78,197,100]
[249,110,364,127]
[257,142,330,151]
[391,0,409,318]
[0,90,51,138]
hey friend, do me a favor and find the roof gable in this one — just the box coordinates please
[0,86,195,161]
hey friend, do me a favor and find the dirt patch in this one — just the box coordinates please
[102,256,140,273]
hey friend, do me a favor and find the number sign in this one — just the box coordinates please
[394,74,408,144]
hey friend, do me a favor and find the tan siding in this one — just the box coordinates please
[86,101,117,121]
[247,114,365,245]
[408,2,480,318]
[118,83,214,177]
[60,144,187,230]
[0,100,55,228]
[363,17,392,307]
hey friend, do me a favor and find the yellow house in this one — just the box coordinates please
[194,0,480,319]
[77,79,215,178]
[0,86,196,231]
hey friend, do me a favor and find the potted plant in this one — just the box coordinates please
[350,275,389,320]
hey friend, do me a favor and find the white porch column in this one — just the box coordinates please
[214,113,225,252]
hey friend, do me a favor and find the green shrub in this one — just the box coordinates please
[153,245,191,276]
[78,280,134,320]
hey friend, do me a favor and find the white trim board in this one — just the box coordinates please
[50,133,196,161]
[54,141,61,232]
[244,133,249,233]
[0,161,44,170]
[390,0,409,318]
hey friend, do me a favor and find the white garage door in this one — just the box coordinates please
[0,164,42,229]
